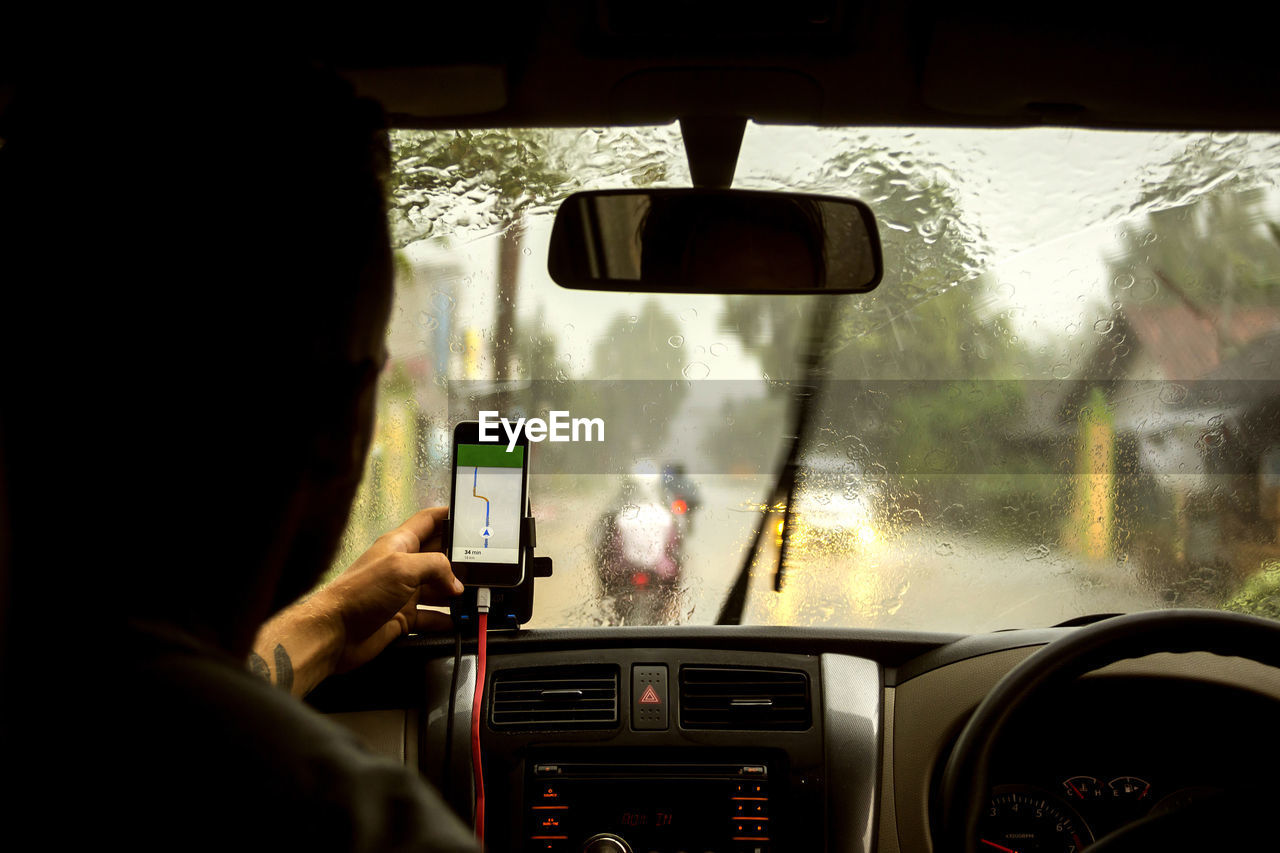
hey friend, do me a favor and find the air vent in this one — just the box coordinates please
[489,666,619,730]
[679,666,811,731]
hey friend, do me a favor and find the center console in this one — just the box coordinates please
[418,645,881,853]
[526,759,776,852]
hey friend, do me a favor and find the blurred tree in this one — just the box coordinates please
[580,300,689,460]
[388,127,681,382]
[1106,138,1280,315]
[713,138,1034,515]
[721,137,998,380]
[388,129,570,383]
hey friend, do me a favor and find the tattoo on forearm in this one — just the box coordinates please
[248,652,270,682]
[273,643,294,693]
[248,645,294,692]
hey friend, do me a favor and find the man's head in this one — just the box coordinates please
[1,57,394,653]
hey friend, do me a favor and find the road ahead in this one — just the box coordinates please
[526,475,1170,633]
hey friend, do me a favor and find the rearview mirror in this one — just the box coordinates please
[548,189,882,294]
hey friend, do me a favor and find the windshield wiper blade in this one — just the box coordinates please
[716,305,836,625]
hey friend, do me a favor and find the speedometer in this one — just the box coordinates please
[979,785,1095,853]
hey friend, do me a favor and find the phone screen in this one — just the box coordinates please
[451,442,525,567]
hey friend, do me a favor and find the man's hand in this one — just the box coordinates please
[250,507,463,697]
[317,506,463,673]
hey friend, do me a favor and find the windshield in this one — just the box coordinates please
[331,123,1280,632]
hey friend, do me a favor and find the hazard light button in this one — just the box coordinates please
[631,664,668,730]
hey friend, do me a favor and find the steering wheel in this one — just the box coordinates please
[938,609,1280,852]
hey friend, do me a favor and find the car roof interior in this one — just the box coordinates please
[6,4,1276,187]
[315,2,1280,136]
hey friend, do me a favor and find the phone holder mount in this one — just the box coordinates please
[440,513,553,631]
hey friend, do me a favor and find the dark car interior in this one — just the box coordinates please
[7,3,1280,852]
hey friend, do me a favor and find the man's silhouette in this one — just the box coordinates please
[1,53,477,851]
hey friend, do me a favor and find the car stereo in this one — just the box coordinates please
[524,761,774,853]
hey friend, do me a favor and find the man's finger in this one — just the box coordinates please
[396,506,449,548]
[420,528,444,553]
[394,549,464,597]
[393,590,421,623]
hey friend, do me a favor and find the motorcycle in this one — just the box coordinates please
[593,475,686,624]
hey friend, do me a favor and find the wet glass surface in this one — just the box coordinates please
[333,124,1280,631]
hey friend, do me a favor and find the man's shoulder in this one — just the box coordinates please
[130,635,357,757]
[98,632,479,852]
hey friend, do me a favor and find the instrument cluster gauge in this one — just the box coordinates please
[1061,776,1104,801]
[1149,786,1224,817]
[1108,776,1152,801]
[980,785,1094,853]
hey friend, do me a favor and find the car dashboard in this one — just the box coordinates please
[307,625,1280,852]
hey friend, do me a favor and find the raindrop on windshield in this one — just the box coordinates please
[916,219,941,238]
[1132,278,1160,301]
[709,342,727,357]
[1159,383,1189,405]
[1093,319,1115,334]
[668,335,685,348]
[682,362,711,380]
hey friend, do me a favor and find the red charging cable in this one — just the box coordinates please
[472,589,491,845]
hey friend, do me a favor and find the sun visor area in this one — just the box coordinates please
[609,68,821,125]
[343,65,507,119]
[918,15,1280,130]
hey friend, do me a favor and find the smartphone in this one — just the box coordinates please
[447,420,529,587]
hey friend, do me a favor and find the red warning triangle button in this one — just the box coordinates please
[638,684,662,705]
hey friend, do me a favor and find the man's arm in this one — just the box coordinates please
[251,506,463,698]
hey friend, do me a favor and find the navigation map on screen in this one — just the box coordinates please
[452,444,524,564]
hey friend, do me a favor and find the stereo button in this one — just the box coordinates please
[530,840,566,852]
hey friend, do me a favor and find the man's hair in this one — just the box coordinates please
[1,57,393,629]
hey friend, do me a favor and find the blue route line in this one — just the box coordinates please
[473,467,489,547]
